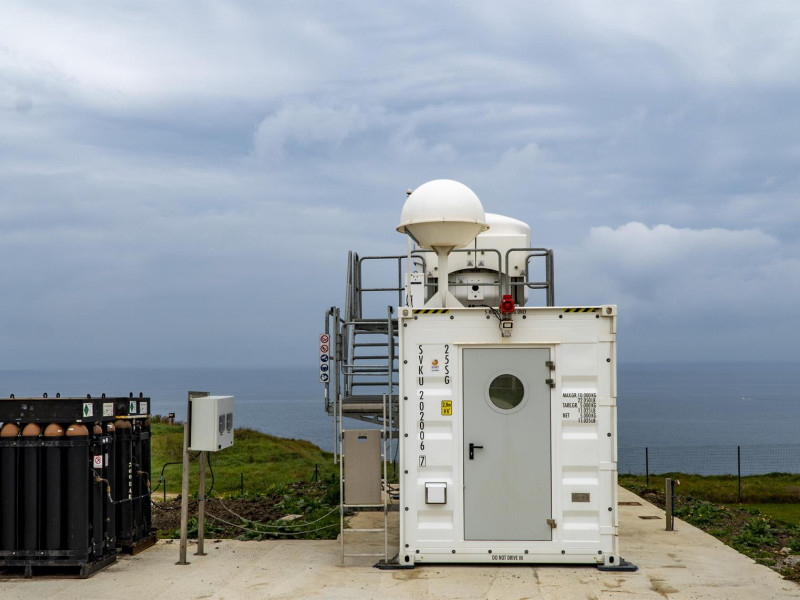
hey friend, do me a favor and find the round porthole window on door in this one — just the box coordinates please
[488,374,525,410]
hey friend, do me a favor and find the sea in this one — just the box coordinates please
[1,363,798,473]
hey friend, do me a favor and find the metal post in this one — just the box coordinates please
[178,391,208,566]
[665,478,673,531]
[196,451,206,556]
[240,472,244,495]
[383,393,388,564]
[737,446,742,503]
[333,308,342,465]
[178,393,192,565]
[163,479,167,503]
[645,447,649,488]
[339,429,345,565]
[387,304,394,483]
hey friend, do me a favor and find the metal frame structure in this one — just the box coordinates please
[338,394,390,565]
[323,247,555,451]
[322,246,555,562]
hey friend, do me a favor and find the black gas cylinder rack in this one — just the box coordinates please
[0,395,148,577]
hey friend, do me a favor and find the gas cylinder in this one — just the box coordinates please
[65,423,90,553]
[105,421,116,548]
[43,423,65,551]
[0,423,20,551]
[21,423,42,552]
[114,419,133,543]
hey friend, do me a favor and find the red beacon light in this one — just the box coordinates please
[500,294,515,314]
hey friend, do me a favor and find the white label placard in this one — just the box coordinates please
[560,391,597,423]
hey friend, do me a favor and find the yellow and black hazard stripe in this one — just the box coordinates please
[562,307,600,313]
[413,309,450,315]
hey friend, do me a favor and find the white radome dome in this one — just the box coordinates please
[396,179,489,250]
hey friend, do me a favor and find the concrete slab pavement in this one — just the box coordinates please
[1,487,798,599]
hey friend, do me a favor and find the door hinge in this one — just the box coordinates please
[546,360,555,370]
[547,518,557,529]
[545,379,555,388]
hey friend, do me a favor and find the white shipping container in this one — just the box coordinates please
[398,305,618,567]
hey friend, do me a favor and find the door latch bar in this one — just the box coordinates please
[468,443,484,460]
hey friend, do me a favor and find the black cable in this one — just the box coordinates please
[478,304,506,333]
[206,453,215,497]
[478,304,503,322]
[151,454,200,494]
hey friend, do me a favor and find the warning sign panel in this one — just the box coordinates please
[93,455,103,469]
[441,400,452,416]
[319,333,332,383]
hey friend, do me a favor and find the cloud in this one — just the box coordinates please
[558,222,800,361]
[0,1,798,367]
[252,104,384,160]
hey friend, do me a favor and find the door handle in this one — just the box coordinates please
[469,443,484,460]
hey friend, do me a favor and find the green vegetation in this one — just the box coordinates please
[745,504,800,526]
[150,419,338,496]
[620,473,800,507]
[619,473,800,528]
[149,418,343,541]
[621,476,800,581]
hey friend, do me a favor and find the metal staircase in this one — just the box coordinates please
[324,252,419,460]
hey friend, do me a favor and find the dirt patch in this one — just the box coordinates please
[152,481,340,540]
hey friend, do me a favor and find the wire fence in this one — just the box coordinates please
[619,443,800,478]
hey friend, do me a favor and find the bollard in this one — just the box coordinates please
[665,478,680,531]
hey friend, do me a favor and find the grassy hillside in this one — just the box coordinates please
[150,421,338,497]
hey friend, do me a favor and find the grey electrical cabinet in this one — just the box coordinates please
[189,395,234,451]
[343,430,381,505]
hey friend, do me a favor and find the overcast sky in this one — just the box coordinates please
[1,1,798,368]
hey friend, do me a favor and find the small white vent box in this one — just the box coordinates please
[425,482,447,504]
[189,395,234,451]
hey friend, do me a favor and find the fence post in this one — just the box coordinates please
[737,446,741,503]
[645,447,649,487]
[665,478,674,531]
[240,472,244,496]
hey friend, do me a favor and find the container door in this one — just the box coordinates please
[463,347,552,541]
